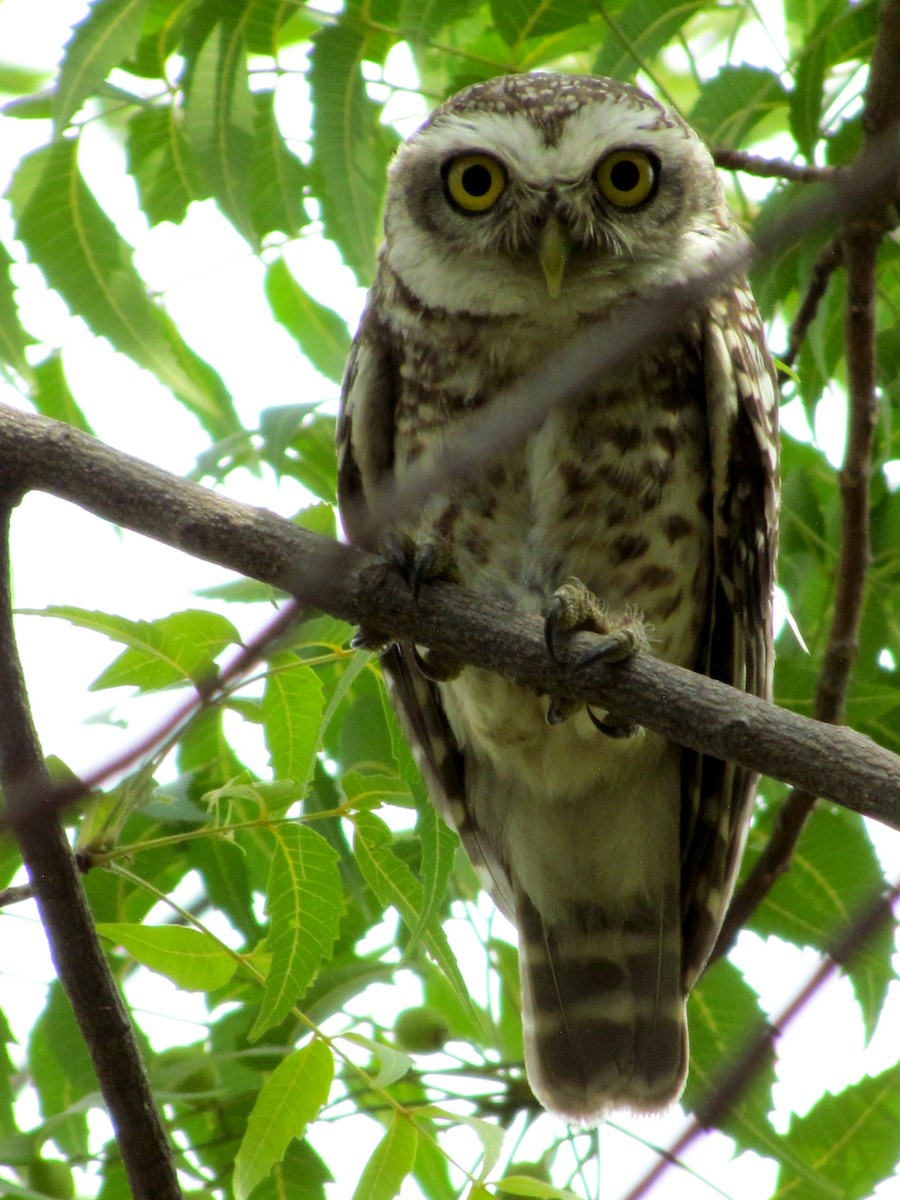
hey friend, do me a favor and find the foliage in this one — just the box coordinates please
[0,1,898,1198]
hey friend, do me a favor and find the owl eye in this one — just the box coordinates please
[444,154,507,212]
[595,149,658,208]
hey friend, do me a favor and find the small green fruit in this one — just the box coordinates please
[394,1005,451,1053]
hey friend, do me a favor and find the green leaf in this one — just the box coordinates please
[54,0,148,132]
[689,65,789,148]
[97,923,238,990]
[233,1038,334,1200]
[308,23,397,282]
[775,1063,900,1198]
[353,812,477,1022]
[0,239,32,378]
[249,90,308,239]
[183,7,256,244]
[8,140,241,439]
[489,0,593,46]
[685,960,778,1158]
[28,982,98,1158]
[340,1031,413,1089]
[252,1138,333,1200]
[265,258,351,385]
[495,1176,580,1199]
[127,105,207,227]
[350,1114,418,1200]
[262,656,326,785]
[594,0,705,79]
[407,802,456,954]
[748,806,894,1038]
[30,352,94,433]
[22,606,239,692]
[789,1,840,159]
[250,824,343,1039]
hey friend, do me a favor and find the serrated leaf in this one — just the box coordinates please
[249,90,308,239]
[353,812,477,1023]
[494,1176,580,1199]
[54,0,148,132]
[789,1,840,159]
[407,802,456,955]
[30,352,94,433]
[341,771,413,812]
[28,983,97,1158]
[252,1138,333,1200]
[183,8,256,244]
[308,23,396,282]
[689,65,789,148]
[7,140,240,439]
[233,1038,334,1200]
[250,824,343,1039]
[489,0,593,46]
[685,960,779,1158]
[265,258,351,384]
[749,806,894,1038]
[97,923,238,990]
[350,1114,417,1200]
[0,239,32,378]
[340,1032,413,1089]
[594,0,705,79]
[262,655,325,785]
[19,606,240,691]
[127,105,207,226]
[417,1104,506,1181]
[775,1063,900,1198]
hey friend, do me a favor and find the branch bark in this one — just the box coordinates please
[0,505,182,1200]
[2,402,900,830]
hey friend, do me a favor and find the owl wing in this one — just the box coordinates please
[680,282,779,987]
[336,299,516,921]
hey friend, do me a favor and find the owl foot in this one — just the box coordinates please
[363,533,464,680]
[544,578,646,737]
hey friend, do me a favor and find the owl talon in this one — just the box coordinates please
[413,643,462,682]
[587,707,639,739]
[351,626,390,652]
[544,578,649,668]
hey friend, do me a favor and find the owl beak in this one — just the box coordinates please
[538,217,570,299]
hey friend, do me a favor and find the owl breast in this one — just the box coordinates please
[388,285,712,803]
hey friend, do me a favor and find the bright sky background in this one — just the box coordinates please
[2,1,900,1197]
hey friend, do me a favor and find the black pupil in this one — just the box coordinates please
[462,164,493,196]
[610,158,641,192]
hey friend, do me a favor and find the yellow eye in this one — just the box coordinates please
[595,149,657,208]
[445,154,507,212]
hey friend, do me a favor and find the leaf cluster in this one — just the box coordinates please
[0,1,899,1199]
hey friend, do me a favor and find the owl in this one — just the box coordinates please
[337,72,779,1123]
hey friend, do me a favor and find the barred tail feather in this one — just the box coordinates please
[517,888,688,1123]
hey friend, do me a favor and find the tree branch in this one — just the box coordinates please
[712,148,835,183]
[0,504,182,1200]
[2,403,900,831]
[711,0,900,962]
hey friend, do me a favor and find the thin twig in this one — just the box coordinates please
[0,505,183,1200]
[713,148,836,183]
[781,236,844,371]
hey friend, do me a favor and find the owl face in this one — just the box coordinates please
[383,73,735,319]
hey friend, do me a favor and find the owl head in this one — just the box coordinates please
[382,72,737,319]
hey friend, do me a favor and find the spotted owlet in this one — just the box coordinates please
[336,72,779,1123]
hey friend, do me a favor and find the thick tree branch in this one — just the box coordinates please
[2,403,900,830]
[0,505,182,1200]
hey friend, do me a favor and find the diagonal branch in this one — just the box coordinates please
[2,402,900,831]
[0,504,183,1200]
[711,0,900,964]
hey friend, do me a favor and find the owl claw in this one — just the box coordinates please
[587,707,639,738]
[413,643,462,682]
[544,578,649,668]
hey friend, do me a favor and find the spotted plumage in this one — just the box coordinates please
[337,72,779,1123]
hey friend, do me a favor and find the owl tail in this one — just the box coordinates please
[516,887,688,1123]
